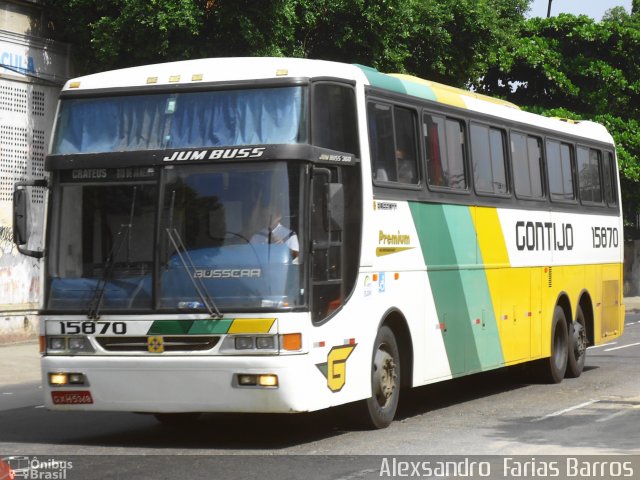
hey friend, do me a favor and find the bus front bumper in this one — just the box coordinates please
[41,354,325,414]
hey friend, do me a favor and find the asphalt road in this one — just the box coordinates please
[1,314,639,479]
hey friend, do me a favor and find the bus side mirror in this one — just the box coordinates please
[13,180,48,259]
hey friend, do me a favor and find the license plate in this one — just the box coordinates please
[51,391,93,405]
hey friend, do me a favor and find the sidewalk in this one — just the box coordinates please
[1,299,639,388]
[0,341,41,385]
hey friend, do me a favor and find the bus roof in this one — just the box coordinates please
[61,57,614,146]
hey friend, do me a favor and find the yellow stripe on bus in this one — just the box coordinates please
[228,318,276,334]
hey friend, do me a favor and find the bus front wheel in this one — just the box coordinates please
[356,325,401,429]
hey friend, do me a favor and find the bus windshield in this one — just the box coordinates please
[51,86,307,154]
[47,162,304,312]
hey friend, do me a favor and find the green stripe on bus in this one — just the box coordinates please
[355,64,437,101]
[188,319,234,334]
[409,203,503,374]
[148,320,194,335]
[148,319,234,335]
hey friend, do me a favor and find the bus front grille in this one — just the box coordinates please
[96,336,220,352]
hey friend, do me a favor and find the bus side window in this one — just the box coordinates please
[424,114,467,190]
[511,132,544,199]
[603,151,618,206]
[367,102,419,185]
[312,83,359,157]
[547,139,575,201]
[577,146,603,204]
[471,123,508,195]
[394,107,419,184]
[368,103,396,182]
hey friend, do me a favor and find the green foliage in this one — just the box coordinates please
[477,9,640,226]
[41,0,640,224]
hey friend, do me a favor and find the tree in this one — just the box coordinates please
[44,0,530,83]
[476,11,640,228]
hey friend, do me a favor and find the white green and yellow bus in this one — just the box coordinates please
[14,58,624,428]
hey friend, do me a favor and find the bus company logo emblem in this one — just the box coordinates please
[162,147,265,162]
[147,336,164,353]
[316,344,357,392]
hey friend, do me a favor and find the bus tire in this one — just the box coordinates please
[356,325,401,429]
[566,305,587,378]
[538,306,569,384]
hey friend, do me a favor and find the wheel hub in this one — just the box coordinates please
[373,348,397,407]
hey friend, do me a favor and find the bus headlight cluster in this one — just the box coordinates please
[220,333,302,354]
[47,336,95,355]
[222,335,278,352]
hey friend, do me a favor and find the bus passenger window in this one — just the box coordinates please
[368,103,396,182]
[368,102,419,185]
[547,140,575,201]
[394,108,418,184]
[471,123,508,195]
[577,146,603,203]
[424,114,467,190]
[511,132,543,198]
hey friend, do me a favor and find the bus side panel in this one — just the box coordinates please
[409,202,504,377]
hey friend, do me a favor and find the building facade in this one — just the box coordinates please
[0,0,70,342]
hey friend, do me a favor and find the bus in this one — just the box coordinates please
[14,57,624,429]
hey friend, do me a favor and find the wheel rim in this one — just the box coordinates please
[573,322,587,359]
[372,345,397,409]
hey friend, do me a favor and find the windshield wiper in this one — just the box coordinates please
[87,187,137,319]
[87,223,131,319]
[165,227,222,318]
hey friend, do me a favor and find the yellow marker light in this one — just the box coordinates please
[69,81,81,89]
[282,333,302,351]
[258,374,278,387]
[169,75,181,83]
[276,69,288,76]
[146,76,158,84]
[49,373,68,386]
[192,74,203,81]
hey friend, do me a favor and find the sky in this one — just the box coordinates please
[527,0,633,20]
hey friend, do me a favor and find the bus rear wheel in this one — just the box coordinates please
[538,306,569,384]
[566,305,587,378]
[356,325,401,429]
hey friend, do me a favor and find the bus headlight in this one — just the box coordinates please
[221,334,279,353]
[47,336,95,355]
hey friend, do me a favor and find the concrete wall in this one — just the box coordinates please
[0,1,70,343]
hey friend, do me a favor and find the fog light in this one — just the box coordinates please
[256,336,276,350]
[258,374,278,387]
[49,373,68,386]
[237,374,257,386]
[68,373,85,385]
[235,337,254,350]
